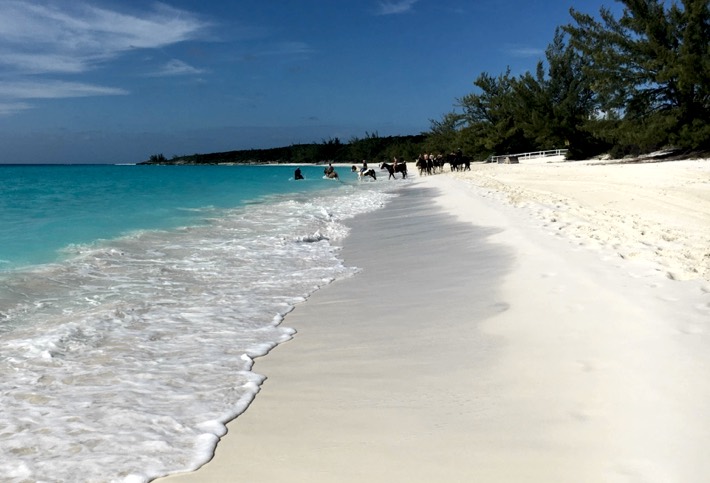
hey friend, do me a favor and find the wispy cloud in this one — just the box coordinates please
[0,102,32,116]
[506,46,545,58]
[150,59,206,77]
[257,41,316,57]
[0,1,208,111]
[0,1,209,74]
[0,81,128,99]
[376,0,419,15]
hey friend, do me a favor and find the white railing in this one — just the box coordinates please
[490,149,568,163]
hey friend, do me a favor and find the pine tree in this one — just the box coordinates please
[512,29,605,158]
[565,0,710,151]
[457,69,534,155]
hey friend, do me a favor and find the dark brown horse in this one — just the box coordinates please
[447,153,471,171]
[380,161,407,179]
[323,165,339,179]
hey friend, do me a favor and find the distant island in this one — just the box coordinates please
[139,133,429,165]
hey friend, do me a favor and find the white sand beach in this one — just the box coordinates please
[162,157,710,482]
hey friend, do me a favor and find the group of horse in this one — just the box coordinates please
[326,153,469,182]
[416,153,471,175]
[447,153,472,172]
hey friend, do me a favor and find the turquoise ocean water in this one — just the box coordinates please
[0,164,404,482]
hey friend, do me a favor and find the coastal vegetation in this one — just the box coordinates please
[429,0,710,160]
[143,0,708,165]
[144,133,427,165]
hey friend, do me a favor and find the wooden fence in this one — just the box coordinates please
[490,149,568,164]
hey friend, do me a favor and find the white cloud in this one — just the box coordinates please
[1,53,88,74]
[0,1,209,74]
[0,80,128,99]
[0,1,209,109]
[507,47,545,58]
[151,59,206,77]
[0,102,32,116]
[376,0,419,15]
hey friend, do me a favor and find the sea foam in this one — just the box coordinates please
[0,180,401,482]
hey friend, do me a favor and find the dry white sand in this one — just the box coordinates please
[161,158,710,483]
[450,158,710,282]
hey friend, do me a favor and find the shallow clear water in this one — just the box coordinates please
[0,164,404,482]
[0,164,342,270]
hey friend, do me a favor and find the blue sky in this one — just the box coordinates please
[0,0,616,164]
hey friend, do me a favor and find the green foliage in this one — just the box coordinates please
[427,0,708,159]
[565,0,710,151]
[148,153,167,163]
[437,30,609,160]
[318,137,346,161]
[347,131,387,161]
[425,112,463,153]
[141,134,429,165]
[457,69,534,155]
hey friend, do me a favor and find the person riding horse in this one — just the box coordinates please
[324,163,338,179]
[380,158,407,179]
[352,165,376,180]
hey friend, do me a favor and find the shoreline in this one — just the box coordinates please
[160,159,710,482]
